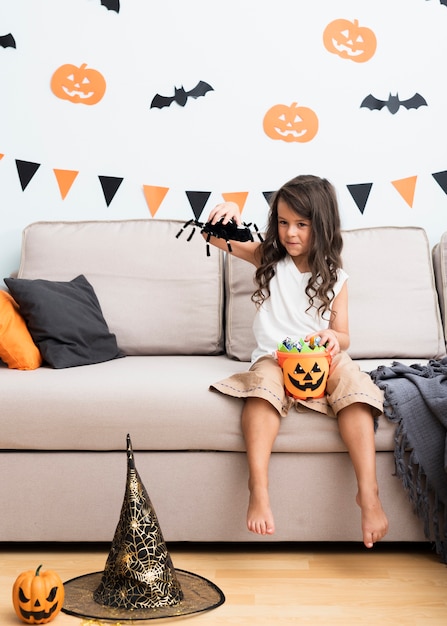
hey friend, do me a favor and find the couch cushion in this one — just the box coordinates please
[4,275,122,368]
[17,219,224,356]
[0,354,399,454]
[224,256,257,361]
[225,226,445,361]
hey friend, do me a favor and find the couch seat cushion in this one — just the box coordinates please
[0,355,403,454]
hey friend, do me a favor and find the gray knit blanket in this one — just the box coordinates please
[369,357,447,563]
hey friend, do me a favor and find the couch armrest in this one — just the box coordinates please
[433,232,447,343]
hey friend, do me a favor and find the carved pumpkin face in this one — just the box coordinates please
[263,102,319,143]
[323,18,377,63]
[51,63,106,105]
[12,564,64,624]
[277,351,330,399]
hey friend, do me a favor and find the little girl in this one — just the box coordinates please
[205,174,389,548]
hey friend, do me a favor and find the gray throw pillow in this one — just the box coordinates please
[4,274,122,368]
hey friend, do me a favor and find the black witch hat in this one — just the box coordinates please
[93,434,183,609]
[62,435,225,621]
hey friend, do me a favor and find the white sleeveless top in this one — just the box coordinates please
[251,256,348,363]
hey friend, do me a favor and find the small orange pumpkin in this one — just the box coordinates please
[323,18,377,63]
[51,62,106,105]
[277,350,331,399]
[12,564,64,624]
[263,102,319,143]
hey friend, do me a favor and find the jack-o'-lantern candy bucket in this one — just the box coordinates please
[277,338,331,400]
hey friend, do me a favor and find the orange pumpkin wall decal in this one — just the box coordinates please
[51,63,106,105]
[263,102,319,143]
[12,564,64,624]
[277,350,331,400]
[323,18,377,63]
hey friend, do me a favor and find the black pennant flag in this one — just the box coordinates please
[99,176,124,207]
[347,183,373,214]
[185,191,211,221]
[432,171,447,195]
[15,160,41,191]
[262,191,274,205]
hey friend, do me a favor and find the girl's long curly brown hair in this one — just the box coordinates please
[252,175,343,319]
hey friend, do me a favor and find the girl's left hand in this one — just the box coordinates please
[306,330,340,357]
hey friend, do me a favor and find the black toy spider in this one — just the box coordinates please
[175,218,264,256]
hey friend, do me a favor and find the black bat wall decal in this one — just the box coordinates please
[0,33,16,49]
[360,92,428,114]
[151,81,214,109]
[100,0,120,12]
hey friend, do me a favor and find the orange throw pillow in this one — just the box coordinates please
[0,290,42,369]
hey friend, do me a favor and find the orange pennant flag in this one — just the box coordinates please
[53,169,79,200]
[0,154,4,160]
[391,176,417,207]
[222,191,249,212]
[143,185,169,217]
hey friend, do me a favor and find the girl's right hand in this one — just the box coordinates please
[207,202,242,226]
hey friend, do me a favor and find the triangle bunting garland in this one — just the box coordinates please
[432,170,447,195]
[53,169,79,200]
[262,191,274,205]
[185,191,211,220]
[1,153,446,216]
[391,176,418,207]
[347,183,373,214]
[98,175,124,207]
[142,185,169,217]
[222,191,249,212]
[15,159,41,191]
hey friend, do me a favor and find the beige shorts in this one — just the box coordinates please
[211,351,383,418]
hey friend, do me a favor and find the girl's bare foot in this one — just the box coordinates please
[247,486,275,535]
[356,491,389,548]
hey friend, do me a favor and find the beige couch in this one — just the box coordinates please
[1,219,446,544]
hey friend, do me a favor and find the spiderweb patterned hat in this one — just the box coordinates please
[62,434,225,621]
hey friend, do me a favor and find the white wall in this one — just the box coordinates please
[1,0,446,279]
